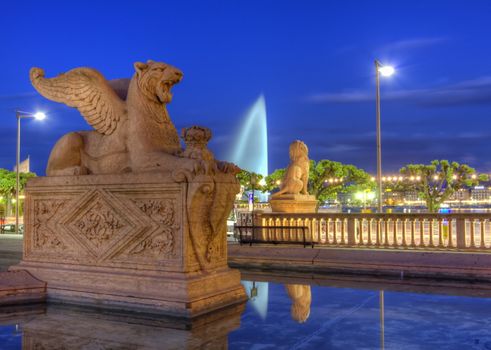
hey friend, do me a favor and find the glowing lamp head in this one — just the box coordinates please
[378,65,395,77]
[34,112,46,120]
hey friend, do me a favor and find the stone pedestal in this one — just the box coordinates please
[10,172,247,318]
[270,194,318,213]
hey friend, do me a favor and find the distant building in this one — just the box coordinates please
[403,190,420,202]
[471,186,491,201]
[450,189,471,201]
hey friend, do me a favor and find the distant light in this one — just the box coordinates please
[378,65,395,77]
[472,174,477,179]
[398,176,403,181]
[259,178,266,186]
[34,112,46,120]
[371,177,376,181]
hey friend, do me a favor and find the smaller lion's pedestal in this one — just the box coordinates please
[270,194,318,213]
[9,172,246,318]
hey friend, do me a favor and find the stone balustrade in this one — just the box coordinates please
[236,211,491,251]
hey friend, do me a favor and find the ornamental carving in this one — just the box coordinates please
[33,200,66,250]
[131,199,178,258]
[75,201,124,248]
[131,228,174,258]
[136,199,176,226]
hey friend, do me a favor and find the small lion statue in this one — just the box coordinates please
[272,140,310,197]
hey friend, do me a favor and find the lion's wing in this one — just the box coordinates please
[30,67,126,135]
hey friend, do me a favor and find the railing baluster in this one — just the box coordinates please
[341,218,347,245]
[393,219,398,247]
[448,218,454,248]
[411,219,416,247]
[384,218,389,247]
[481,219,486,249]
[419,219,425,248]
[470,219,476,248]
[429,218,435,248]
[402,219,407,247]
[368,218,373,246]
[438,218,443,248]
[330,219,335,245]
[376,218,381,246]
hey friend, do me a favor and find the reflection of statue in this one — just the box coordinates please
[272,140,310,197]
[285,284,311,323]
[30,60,226,177]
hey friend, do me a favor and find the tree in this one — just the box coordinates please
[264,160,373,205]
[263,168,285,193]
[236,170,264,193]
[0,169,36,216]
[398,160,487,212]
[308,160,373,205]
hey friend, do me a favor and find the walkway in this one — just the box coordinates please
[228,243,491,283]
[0,234,22,271]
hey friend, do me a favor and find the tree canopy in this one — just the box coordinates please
[264,159,373,204]
[236,169,264,193]
[0,168,36,199]
[397,160,487,212]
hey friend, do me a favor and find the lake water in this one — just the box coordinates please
[2,275,491,349]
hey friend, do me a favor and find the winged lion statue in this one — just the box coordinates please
[30,60,225,177]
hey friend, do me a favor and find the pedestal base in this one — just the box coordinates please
[10,263,245,318]
[270,194,318,213]
[9,172,247,318]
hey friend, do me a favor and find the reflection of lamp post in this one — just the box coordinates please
[16,110,46,234]
[380,290,385,349]
[374,60,395,213]
[250,281,258,300]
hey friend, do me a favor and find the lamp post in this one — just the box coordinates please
[374,60,395,213]
[15,110,45,235]
[249,174,258,241]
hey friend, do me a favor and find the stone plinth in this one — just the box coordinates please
[10,172,247,318]
[270,194,318,213]
[0,270,46,306]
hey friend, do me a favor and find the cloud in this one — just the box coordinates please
[381,37,448,51]
[307,75,491,107]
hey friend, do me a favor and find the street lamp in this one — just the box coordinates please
[16,110,46,234]
[374,60,395,213]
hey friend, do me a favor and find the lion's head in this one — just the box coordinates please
[133,60,183,104]
[289,140,308,162]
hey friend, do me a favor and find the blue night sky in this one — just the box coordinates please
[1,0,491,176]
